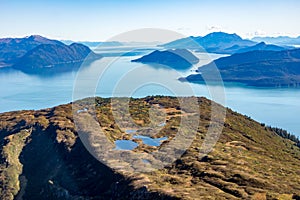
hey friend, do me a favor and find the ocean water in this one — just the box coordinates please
[0,49,299,137]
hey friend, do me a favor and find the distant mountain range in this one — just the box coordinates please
[184,49,300,87]
[2,33,299,79]
[161,32,293,54]
[252,36,300,46]
[0,35,102,73]
[161,32,256,54]
[132,49,199,69]
[236,42,287,53]
[61,40,123,48]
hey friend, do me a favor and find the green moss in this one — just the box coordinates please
[0,129,31,200]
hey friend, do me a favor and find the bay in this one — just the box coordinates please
[0,49,299,137]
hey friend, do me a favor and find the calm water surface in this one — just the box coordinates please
[0,49,299,136]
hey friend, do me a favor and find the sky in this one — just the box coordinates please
[0,0,300,42]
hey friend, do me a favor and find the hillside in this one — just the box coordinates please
[0,35,63,67]
[0,96,300,199]
[161,32,256,54]
[13,43,102,73]
[185,49,300,87]
[132,49,199,69]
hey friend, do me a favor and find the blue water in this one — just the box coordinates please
[133,135,168,146]
[114,135,168,150]
[0,49,299,137]
[114,140,138,150]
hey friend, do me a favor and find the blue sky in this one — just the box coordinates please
[0,0,299,41]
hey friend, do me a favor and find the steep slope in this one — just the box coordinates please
[132,49,199,69]
[12,43,102,73]
[0,35,63,67]
[161,32,256,54]
[185,49,300,87]
[0,96,300,199]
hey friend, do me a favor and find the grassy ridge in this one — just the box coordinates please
[0,96,299,199]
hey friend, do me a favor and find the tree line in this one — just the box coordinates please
[265,125,300,148]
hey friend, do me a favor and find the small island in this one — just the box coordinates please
[132,49,199,69]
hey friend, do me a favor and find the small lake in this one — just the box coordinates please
[133,135,168,146]
[114,136,168,150]
[0,47,299,137]
[114,140,138,150]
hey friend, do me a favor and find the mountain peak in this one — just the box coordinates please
[26,35,56,43]
[257,41,267,46]
[27,35,45,39]
[161,32,255,54]
[203,32,243,41]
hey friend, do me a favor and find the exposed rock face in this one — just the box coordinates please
[0,96,300,199]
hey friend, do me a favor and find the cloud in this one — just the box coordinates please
[245,30,267,38]
[254,30,267,36]
[207,25,223,32]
